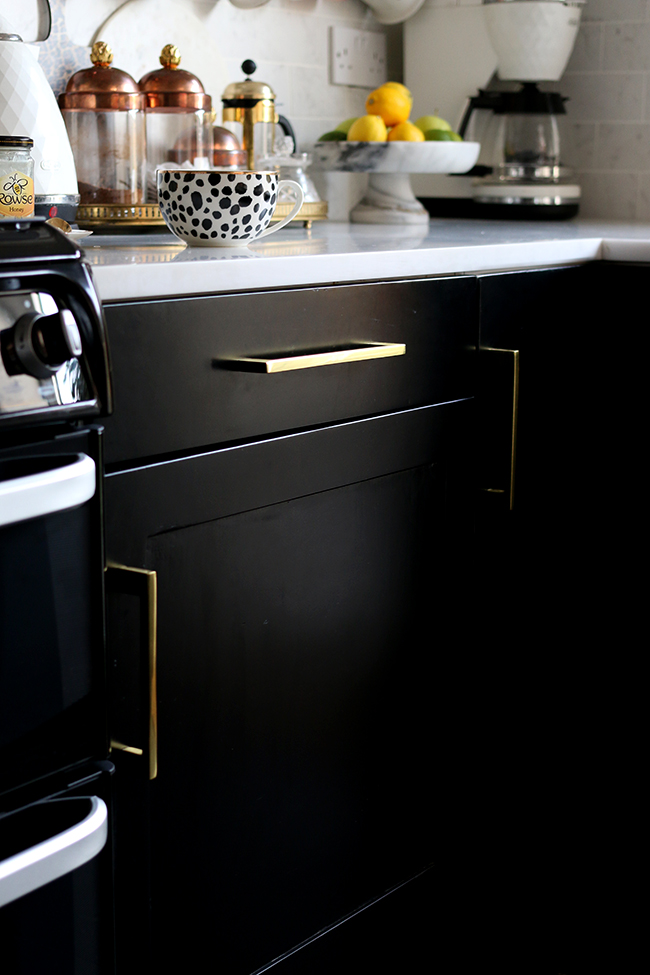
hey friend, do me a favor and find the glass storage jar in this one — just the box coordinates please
[0,136,34,219]
[139,45,213,202]
[58,42,146,206]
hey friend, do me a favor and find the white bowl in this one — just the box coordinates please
[311,140,480,175]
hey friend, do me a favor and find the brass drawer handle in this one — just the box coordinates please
[217,342,406,374]
[481,347,520,510]
[106,562,158,780]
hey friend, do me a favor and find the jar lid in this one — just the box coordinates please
[139,45,212,112]
[58,42,146,111]
[222,60,275,106]
[0,135,33,148]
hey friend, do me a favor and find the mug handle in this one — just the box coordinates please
[257,180,304,239]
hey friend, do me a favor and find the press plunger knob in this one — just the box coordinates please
[1,309,83,379]
[241,60,256,77]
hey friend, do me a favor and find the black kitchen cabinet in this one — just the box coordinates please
[102,278,478,973]
[474,262,638,974]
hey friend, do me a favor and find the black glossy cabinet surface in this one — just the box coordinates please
[102,277,476,465]
[474,262,638,974]
[103,278,477,973]
[104,263,638,974]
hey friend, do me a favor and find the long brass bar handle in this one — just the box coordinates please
[482,347,520,511]
[105,561,158,780]
[216,342,406,374]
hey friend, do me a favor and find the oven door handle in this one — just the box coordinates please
[0,796,107,908]
[0,453,95,528]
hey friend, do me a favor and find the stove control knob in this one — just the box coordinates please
[1,309,83,379]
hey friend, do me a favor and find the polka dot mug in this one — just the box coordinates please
[157,169,303,247]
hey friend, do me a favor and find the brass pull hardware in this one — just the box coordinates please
[216,342,406,374]
[481,347,519,510]
[110,740,144,757]
[105,562,158,780]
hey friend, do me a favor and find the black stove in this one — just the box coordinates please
[0,219,114,975]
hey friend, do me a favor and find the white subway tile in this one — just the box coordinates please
[598,122,650,170]
[582,0,648,23]
[565,24,603,74]
[634,174,650,218]
[578,171,639,219]
[603,22,650,70]
[292,64,350,117]
[560,72,644,122]
[556,120,597,171]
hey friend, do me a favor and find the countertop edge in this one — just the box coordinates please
[89,236,607,303]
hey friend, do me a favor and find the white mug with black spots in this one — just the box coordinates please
[157,169,304,246]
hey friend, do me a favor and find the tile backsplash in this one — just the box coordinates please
[2,0,649,220]
[0,0,392,151]
[552,0,650,219]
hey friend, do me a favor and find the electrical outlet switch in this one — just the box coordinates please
[330,27,387,89]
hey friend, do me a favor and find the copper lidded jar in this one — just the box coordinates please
[139,45,213,202]
[58,42,146,206]
[221,60,277,171]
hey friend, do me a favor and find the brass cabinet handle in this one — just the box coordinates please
[481,347,520,510]
[105,561,158,780]
[216,342,406,374]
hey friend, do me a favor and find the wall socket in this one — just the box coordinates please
[330,27,387,89]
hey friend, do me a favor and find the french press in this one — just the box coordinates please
[221,60,286,171]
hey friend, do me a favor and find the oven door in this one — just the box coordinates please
[0,764,115,975]
[0,426,107,796]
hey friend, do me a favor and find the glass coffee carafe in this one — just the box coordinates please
[59,42,146,206]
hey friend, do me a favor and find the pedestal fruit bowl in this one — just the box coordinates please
[312,140,480,224]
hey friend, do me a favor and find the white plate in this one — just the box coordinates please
[69,229,93,239]
[312,140,480,175]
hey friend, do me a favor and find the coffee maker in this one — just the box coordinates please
[404,0,584,219]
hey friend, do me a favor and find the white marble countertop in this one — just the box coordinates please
[81,219,650,303]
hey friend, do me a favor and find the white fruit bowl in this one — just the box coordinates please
[312,140,480,174]
[312,140,480,224]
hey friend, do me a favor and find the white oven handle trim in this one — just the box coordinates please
[0,453,95,528]
[0,796,108,908]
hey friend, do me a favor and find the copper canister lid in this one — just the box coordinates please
[58,42,145,111]
[139,45,212,112]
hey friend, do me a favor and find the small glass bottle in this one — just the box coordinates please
[0,136,35,219]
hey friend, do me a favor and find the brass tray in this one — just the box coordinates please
[269,200,328,228]
[77,203,167,228]
[78,200,328,230]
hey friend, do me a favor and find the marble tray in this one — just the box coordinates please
[312,140,480,175]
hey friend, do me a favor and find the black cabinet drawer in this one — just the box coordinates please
[103,277,478,464]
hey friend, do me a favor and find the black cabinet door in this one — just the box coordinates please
[105,400,473,974]
[475,263,638,974]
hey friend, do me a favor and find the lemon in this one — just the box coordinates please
[381,82,412,101]
[387,121,425,142]
[347,115,388,141]
[415,114,452,134]
[366,86,411,128]
[334,117,359,134]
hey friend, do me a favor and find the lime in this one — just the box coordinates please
[334,118,359,135]
[415,114,452,134]
[424,129,456,141]
[317,130,348,141]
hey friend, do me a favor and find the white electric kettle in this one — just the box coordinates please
[0,2,79,221]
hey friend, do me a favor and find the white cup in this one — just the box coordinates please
[158,169,303,247]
